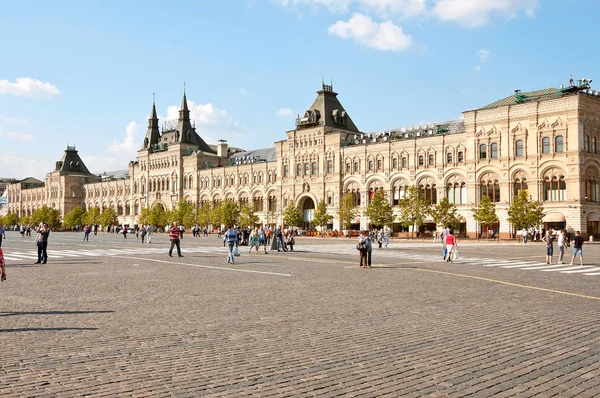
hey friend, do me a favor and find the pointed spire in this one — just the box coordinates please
[180,83,189,113]
[150,92,158,120]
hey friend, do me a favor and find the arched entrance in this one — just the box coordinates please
[299,196,315,230]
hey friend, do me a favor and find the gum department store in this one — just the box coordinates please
[7,80,600,238]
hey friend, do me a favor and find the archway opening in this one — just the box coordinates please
[300,197,315,230]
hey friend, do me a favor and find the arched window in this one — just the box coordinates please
[428,154,434,166]
[446,182,467,205]
[368,160,374,171]
[457,151,464,162]
[555,135,564,153]
[183,176,188,189]
[593,137,598,154]
[418,155,424,166]
[542,137,551,153]
[490,142,498,159]
[479,144,487,159]
[513,177,528,197]
[392,158,398,169]
[419,184,437,204]
[446,153,453,164]
[586,177,600,202]
[354,162,359,172]
[346,163,351,173]
[401,157,407,168]
[515,140,524,157]
[480,179,500,202]
[392,184,410,206]
[543,175,566,201]
[585,135,590,152]
[377,159,382,170]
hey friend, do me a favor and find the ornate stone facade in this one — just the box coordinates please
[7,83,600,237]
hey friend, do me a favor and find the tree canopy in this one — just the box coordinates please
[99,207,119,228]
[365,190,394,228]
[429,197,462,230]
[214,201,239,227]
[30,205,62,228]
[238,204,259,227]
[471,195,498,239]
[397,185,430,238]
[508,190,545,230]
[63,206,88,228]
[338,192,357,231]
[312,199,332,231]
[1,212,19,227]
[282,202,303,228]
[86,207,101,226]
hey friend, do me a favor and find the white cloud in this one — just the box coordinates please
[239,89,252,96]
[82,156,126,175]
[0,115,28,124]
[328,13,412,51]
[276,107,294,117]
[474,65,481,73]
[476,48,490,63]
[0,154,48,180]
[107,121,141,155]
[0,130,34,141]
[0,77,61,98]
[276,0,427,19]
[162,100,245,144]
[433,0,538,27]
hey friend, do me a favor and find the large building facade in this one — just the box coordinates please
[7,81,600,237]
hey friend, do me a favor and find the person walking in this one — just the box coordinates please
[441,226,450,260]
[224,226,238,264]
[139,225,147,244]
[258,226,268,254]
[0,224,6,247]
[542,229,555,264]
[522,228,528,244]
[168,222,183,257]
[366,230,373,267]
[357,230,369,268]
[248,227,260,254]
[123,226,128,239]
[445,229,457,262]
[83,225,90,241]
[34,223,50,264]
[557,229,568,264]
[275,226,286,252]
[147,225,153,243]
[383,228,390,249]
[570,230,585,265]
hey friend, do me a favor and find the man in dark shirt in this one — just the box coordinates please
[570,230,585,266]
[169,222,183,257]
[34,223,50,264]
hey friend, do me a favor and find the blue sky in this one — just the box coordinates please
[1,0,597,179]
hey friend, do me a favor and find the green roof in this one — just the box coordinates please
[479,87,566,110]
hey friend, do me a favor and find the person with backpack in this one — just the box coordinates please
[139,225,147,244]
[224,226,238,264]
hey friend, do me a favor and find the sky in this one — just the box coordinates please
[1,0,598,179]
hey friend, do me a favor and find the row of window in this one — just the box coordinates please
[480,136,565,159]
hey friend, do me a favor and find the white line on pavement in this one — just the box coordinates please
[119,256,292,277]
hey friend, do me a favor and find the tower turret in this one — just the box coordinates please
[142,95,160,150]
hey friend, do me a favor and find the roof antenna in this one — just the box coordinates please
[184,81,186,95]
[153,92,155,104]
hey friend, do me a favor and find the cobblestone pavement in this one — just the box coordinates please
[2,231,600,397]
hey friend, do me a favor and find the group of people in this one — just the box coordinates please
[542,229,585,265]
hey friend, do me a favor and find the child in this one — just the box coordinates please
[0,247,6,282]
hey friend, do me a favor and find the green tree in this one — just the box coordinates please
[471,195,498,239]
[99,207,119,228]
[282,202,303,228]
[3,212,19,227]
[63,206,88,229]
[429,197,462,231]
[312,199,332,235]
[171,200,196,227]
[19,215,31,225]
[196,204,213,227]
[147,203,167,228]
[338,192,357,233]
[137,206,150,225]
[508,190,545,231]
[365,190,394,228]
[30,205,62,228]
[215,201,239,227]
[86,207,101,226]
[238,204,259,227]
[397,186,430,238]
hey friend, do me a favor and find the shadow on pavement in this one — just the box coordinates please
[0,310,115,317]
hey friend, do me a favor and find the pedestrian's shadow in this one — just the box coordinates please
[0,327,98,333]
[0,310,115,317]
